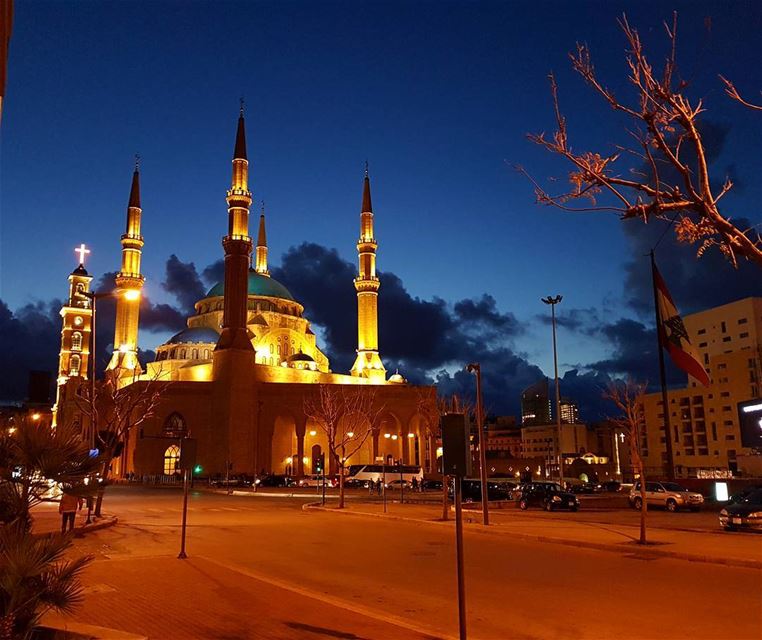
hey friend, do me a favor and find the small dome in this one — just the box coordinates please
[389,370,406,384]
[166,327,220,345]
[287,352,315,363]
[206,270,295,302]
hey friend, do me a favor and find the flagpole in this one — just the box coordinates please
[650,250,676,481]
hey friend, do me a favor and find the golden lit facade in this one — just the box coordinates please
[107,164,145,375]
[350,168,386,382]
[639,297,762,477]
[51,246,94,426]
[55,110,434,479]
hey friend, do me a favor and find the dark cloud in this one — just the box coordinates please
[271,243,533,414]
[202,259,224,286]
[535,307,600,332]
[0,300,62,402]
[163,255,206,315]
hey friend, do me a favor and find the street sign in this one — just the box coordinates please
[178,438,197,470]
[442,413,472,477]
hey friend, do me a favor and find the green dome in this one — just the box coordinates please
[206,270,295,302]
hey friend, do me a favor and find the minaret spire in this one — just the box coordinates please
[107,162,146,376]
[255,201,269,276]
[217,106,254,351]
[351,165,385,381]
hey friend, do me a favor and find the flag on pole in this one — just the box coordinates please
[652,264,711,386]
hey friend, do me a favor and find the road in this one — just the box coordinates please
[61,486,761,640]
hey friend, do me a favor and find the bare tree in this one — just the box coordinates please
[521,13,762,267]
[75,371,168,516]
[304,385,384,509]
[606,379,649,545]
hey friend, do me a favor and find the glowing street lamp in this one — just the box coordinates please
[541,294,564,487]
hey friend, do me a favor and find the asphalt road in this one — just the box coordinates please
[71,486,761,640]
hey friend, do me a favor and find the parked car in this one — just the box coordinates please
[422,479,443,491]
[515,482,579,511]
[385,479,411,490]
[570,482,597,494]
[257,474,293,487]
[727,485,762,505]
[596,480,622,493]
[629,481,704,512]
[719,489,762,532]
[298,475,336,488]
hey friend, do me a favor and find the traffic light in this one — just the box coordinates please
[315,453,325,473]
[193,464,203,475]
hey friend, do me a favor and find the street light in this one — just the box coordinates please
[541,294,564,487]
[466,362,489,525]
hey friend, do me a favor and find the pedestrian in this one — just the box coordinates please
[412,477,419,492]
[59,490,83,533]
[376,479,382,495]
[368,479,374,495]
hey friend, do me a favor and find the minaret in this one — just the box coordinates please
[216,105,254,351]
[350,165,386,381]
[52,245,94,426]
[107,160,145,374]
[254,203,269,276]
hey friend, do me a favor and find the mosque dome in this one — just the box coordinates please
[205,270,295,302]
[286,352,315,363]
[389,370,406,384]
[166,327,220,344]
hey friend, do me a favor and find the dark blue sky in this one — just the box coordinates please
[1,1,761,412]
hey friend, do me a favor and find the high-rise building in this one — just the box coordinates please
[521,378,551,425]
[560,398,579,424]
[639,297,762,478]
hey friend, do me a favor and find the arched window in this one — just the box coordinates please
[164,445,181,475]
[69,355,81,376]
[192,349,198,359]
[71,332,82,351]
[170,348,176,359]
[203,349,210,359]
[163,412,187,437]
[179,349,186,359]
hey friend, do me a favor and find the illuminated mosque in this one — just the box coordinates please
[52,111,435,478]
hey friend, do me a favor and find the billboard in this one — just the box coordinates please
[738,399,762,449]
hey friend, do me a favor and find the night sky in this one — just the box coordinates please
[1,1,761,415]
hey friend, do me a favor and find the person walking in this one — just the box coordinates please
[59,490,83,533]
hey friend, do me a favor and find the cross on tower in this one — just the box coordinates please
[75,243,90,265]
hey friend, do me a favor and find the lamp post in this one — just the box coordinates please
[466,363,489,525]
[541,294,564,488]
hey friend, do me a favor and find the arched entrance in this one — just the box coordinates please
[163,445,180,476]
[271,414,297,475]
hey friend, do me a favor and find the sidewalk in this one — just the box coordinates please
[42,555,446,640]
[308,501,762,569]
[31,500,117,536]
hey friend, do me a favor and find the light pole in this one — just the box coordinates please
[541,295,564,488]
[466,363,489,525]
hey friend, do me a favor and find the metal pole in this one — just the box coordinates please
[453,475,467,640]
[400,460,404,504]
[90,296,96,449]
[650,251,675,480]
[471,364,489,525]
[178,466,189,559]
[383,460,387,513]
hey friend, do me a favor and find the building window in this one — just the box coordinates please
[698,328,706,335]
[163,413,187,438]
[738,318,748,325]
[725,435,735,441]
[71,332,83,351]
[740,332,749,339]
[699,342,707,348]
[164,445,181,475]
[720,391,730,398]
[203,349,210,359]
[69,355,81,376]
[721,321,726,333]
[722,336,731,342]
[192,349,198,359]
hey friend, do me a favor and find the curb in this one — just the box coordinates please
[77,515,118,535]
[305,505,762,570]
[39,618,146,640]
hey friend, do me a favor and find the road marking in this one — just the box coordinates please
[197,555,456,640]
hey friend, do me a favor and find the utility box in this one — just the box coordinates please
[441,413,471,477]
[178,438,197,470]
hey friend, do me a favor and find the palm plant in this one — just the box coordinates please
[0,416,97,639]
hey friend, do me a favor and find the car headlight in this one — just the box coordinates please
[749,512,762,519]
